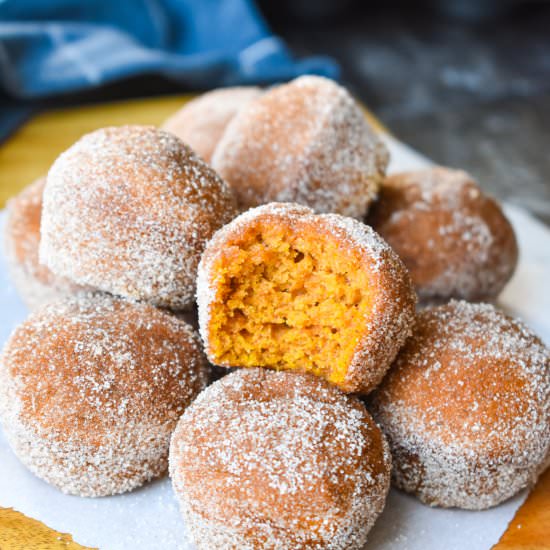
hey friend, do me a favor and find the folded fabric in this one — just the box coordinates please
[0,0,339,141]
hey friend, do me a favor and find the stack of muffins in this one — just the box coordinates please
[1,76,548,550]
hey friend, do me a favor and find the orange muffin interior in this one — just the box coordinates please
[207,220,374,385]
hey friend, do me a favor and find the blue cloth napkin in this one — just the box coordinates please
[0,0,339,141]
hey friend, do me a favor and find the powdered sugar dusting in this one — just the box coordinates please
[40,125,238,310]
[196,202,416,394]
[4,177,90,309]
[369,300,550,509]
[367,167,518,303]
[0,294,209,497]
[170,368,391,549]
[212,75,388,219]
[162,87,262,163]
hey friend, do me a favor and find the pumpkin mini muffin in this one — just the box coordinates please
[170,368,392,550]
[3,177,89,309]
[40,125,238,310]
[197,203,416,394]
[369,300,550,510]
[162,86,262,163]
[367,167,518,303]
[212,75,388,218]
[0,294,209,497]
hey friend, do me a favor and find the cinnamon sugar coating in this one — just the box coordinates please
[0,294,209,497]
[369,300,550,509]
[367,167,518,303]
[40,125,238,310]
[162,87,262,163]
[4,177,90,309]
[170,368,391,549]
[211,76,388,218]
[197,202,416,394]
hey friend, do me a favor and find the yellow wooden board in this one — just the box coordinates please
[492,468,550,550]
[0,508,94,550]
[0,94,546,549]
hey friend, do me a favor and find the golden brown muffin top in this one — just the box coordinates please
[367,167,518,302]
[40,125,238,309]
[162,86,262,162]
[0,294,209,442]
[170,368,391,549]
[370,300,549,460]
[212,75,388,218]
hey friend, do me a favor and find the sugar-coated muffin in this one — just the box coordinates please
[162,87,262,163]
[0,294,209,497]
[197,202,416,394]
[212,76,388,218]
[369,300,550,510]
[170,368,392,550]
[366,167,518,303]
[4,177,89,309]
[40,125,238,310]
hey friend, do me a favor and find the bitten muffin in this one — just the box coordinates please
[162,87,262,163]
[212,75,388,218]
[170,368,392,550]
[40,125,238,310]
[369,300,550,510]
[366,167,518,303]
[197,202,416,394]
[3,177,89,309]
[0,294,209,497]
